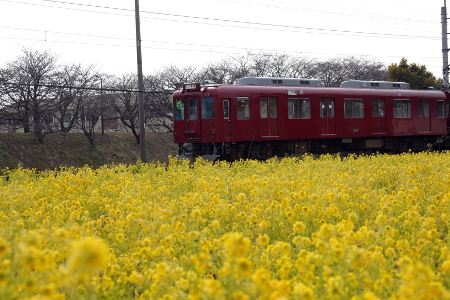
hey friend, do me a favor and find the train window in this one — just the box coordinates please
[224,100,230,119]
[288,98,310,119]
[174,100,184,120]
[260,98,268,118]
[372,99,385,117]
[320,100,326,117]
[418,100,430,117]
[270,98,277,118]
[344,99,352,118]
[393,99,411,118]
[344,98,364,118]
[320,98,334,118]
[237,97,250,119]
[201,97,214,119]
[438,100,445,118]
[188,98,198,120]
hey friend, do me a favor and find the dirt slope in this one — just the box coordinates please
[0,132,177,171]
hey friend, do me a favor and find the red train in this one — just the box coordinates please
[172,77,450,161]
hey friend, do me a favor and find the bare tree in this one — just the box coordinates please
[315,57,348,87]
[140,66,202,133]
[215,52,387,86]
[144,74,173,132]
[200,51,320,82]
[160,65,200,89]
[267,53,292,78]
[316,56,388,87]
[228,53,253,83]
[54,63,100,134]
[200,59,235,84]
[287,56,319,78]
[77,89,102,148]
[291,54,387,84]
[200,52,298,84]
[249,52,274,77]
[349,56,388,81]
[106,73,143,144]
[0,48,59,143]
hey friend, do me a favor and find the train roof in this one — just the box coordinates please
[238,77,323,87]
[175,79,446,98]
[340,80,410,89]
[175,85,445,99]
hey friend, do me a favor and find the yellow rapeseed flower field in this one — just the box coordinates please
[1,152,450,300]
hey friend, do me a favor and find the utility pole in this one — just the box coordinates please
[442,0,449,87]
[101,77,104,135]
[135,0,147,163]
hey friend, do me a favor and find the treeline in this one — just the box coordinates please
[0,48,389,147]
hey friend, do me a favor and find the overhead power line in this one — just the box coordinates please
[219,0,437,26]
[0,0,440,40]
[40,0,440,28]
[0,0,442,77]
[0,81,173,94]
[0,34,442,64]
[0,24,440,56]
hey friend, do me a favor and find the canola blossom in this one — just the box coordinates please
[1,152,450,300]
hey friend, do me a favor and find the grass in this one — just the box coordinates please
[0,132,177,171]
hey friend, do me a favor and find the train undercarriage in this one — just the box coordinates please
[178,135,450,162]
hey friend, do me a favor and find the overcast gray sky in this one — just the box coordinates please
[0,0,445,78]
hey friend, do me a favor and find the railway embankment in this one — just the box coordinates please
[0,132,177,171]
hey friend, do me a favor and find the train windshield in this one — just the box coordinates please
[174,99,184,120]
[202,97,214,119]
[188,98,198,120]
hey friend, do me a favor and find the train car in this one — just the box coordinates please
[172,77,450,161]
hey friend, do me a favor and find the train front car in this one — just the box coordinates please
[173,81,268,161]
[172,78,323,161]
[173,83,222,162]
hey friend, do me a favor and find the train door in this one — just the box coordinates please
[320,98,336,135]
[185,96,201,141]
[223,99,232,137]
[372,98,386,133]
[260,97,279,137]
[418,99,431,132]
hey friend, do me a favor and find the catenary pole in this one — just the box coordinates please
[442,1,449,87]
[101,77,104,135]
[135,0,147,162]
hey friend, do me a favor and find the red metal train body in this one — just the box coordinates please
[172,77,450,161]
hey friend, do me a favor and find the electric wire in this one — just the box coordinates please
[0,0,443,75]
[0,0,440,40]
[1,33,441,63]
[213,0,438,35]
[0,81,173,94]
[39,0,440,28]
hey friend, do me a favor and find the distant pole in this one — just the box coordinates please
[135,0,147,163]
[442,1,449,87]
